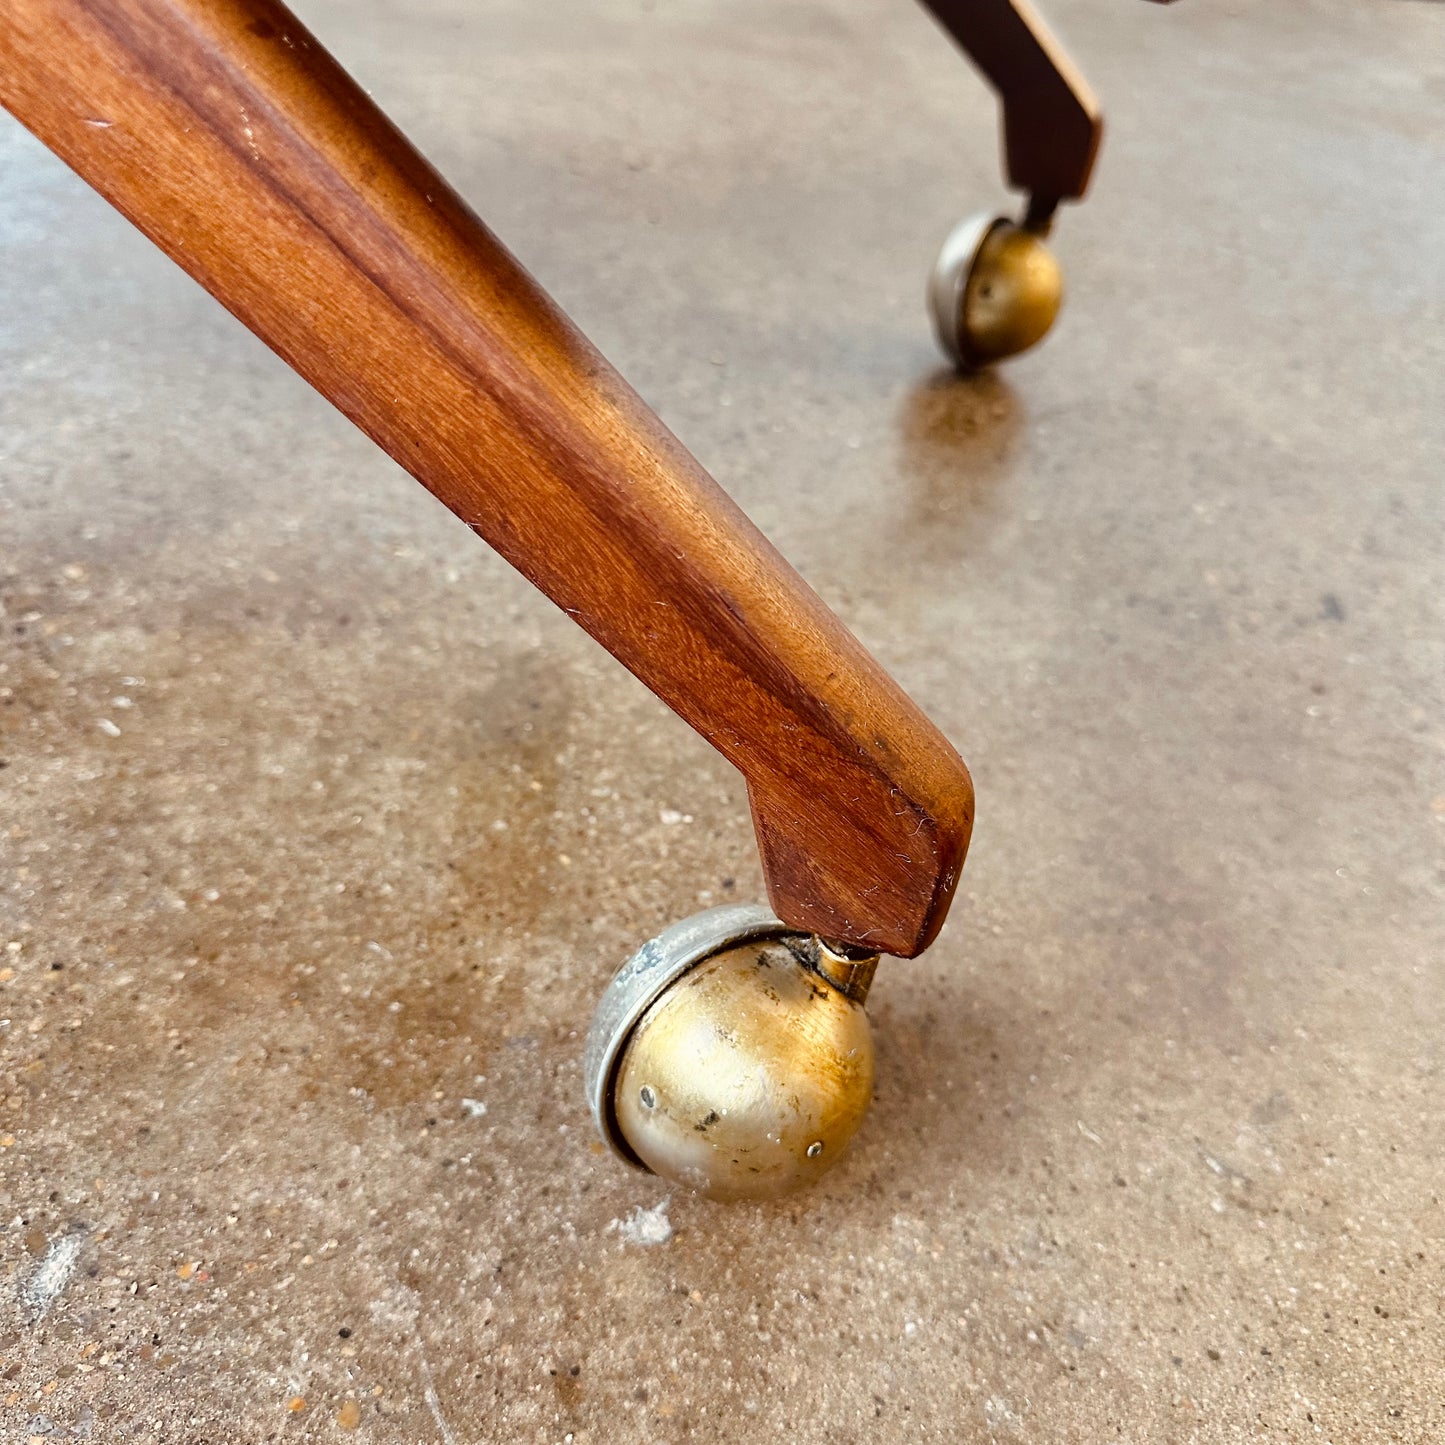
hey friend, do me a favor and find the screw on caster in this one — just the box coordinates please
[585,905,881,1201]
[927,200,1063,370]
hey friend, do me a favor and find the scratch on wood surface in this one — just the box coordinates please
[239,105,260,160]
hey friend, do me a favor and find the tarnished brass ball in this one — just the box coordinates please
[928,213,1064,369]
[584,906,877,1202]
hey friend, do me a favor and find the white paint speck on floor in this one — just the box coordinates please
[21,1232,84,1320]
[612,1199,673,1247]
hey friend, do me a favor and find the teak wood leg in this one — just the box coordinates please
[918,0,1104,211]
[0,0,973,959]
[920,0,1175,213]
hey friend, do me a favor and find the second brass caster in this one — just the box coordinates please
[584,905,878,1202]
[928,211,1064,369]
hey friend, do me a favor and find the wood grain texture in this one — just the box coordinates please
[0,0,974,957]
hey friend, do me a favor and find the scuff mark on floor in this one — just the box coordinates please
[20,1230,85,1321]
[415,1336,460,1445]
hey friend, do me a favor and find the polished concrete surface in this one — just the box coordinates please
[3,0,1444,1440]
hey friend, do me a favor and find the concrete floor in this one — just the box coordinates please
[3,0,1444,1440]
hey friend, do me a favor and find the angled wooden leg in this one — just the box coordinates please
[917,0,1103,212]
[918,0,1175,214]
[0,0,973,958]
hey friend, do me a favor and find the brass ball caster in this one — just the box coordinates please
[928,212,1063,369]
[584,904,878,1202]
